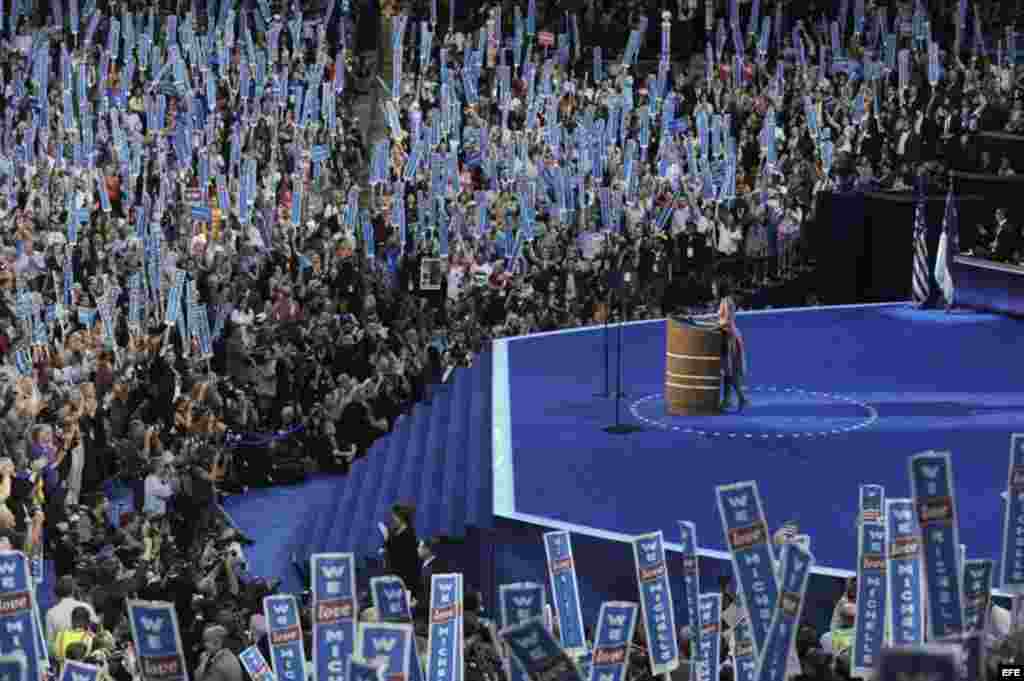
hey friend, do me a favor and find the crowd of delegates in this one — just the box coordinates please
[0,0,1021,677]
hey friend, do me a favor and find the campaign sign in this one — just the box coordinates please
[1001,434,1024,592]
[426,574,463,681]
[885,499,925,646]
[543,531,587,656]
[631,532,679,675]
[677,521,701,653]
[753,543,813,681]
[500,617,583,681]
[126,600,189,681]
[876,646,959,681]
[589,602,638,681]
[312,554,357,681]
[499,583,546,681]
[852,485,887,678]
[165,270,186,326]
[238,647,274,681]
[909,451,965,639]
[732,619,756,681]
[348,658,384,681]
[695,594,721,681]
[371,576,414,623]
[961,559,992,681]
[356,622,413,681]
[716,481,778,657]
[264,594,309,681]
[0,654,25,681]
[59,661,100,681]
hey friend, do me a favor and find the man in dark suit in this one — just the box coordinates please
[413,536,454,622]
[990,210,1022,263]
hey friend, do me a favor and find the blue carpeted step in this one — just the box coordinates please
[418,379,453,538]
[341,413,404,557]
[297,472,346,560]
[464,353,492,528]
[319,434,387,554]
[363,404,421,557]
[395,396,433,518]
[442,368,471,538]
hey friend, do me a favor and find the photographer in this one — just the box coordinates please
[338,378,388,459]
[178,446,221,552]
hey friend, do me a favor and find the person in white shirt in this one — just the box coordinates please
[143,461,176,516]
[716,215,744,257]
[46,576,98,649]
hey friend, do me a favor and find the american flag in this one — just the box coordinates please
[912,185,930,307]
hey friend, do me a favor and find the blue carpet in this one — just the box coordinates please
[506,305,1024,573]
[223,475,342,594]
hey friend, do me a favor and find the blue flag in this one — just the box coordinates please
[851,486,887,675]
[632,532,680,676]
[127,600,189,681]
[717,481,778,658]
[310,554,357,681]
[543,531,587,655]
[909,451,965,639]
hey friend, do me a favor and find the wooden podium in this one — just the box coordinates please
[665,318,723,416]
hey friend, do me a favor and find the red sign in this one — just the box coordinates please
[538,31,554,48]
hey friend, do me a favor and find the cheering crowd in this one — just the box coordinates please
[0,0,1020,677]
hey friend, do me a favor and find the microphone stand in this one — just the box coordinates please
[603,273,642,435]
[595,284,610,398]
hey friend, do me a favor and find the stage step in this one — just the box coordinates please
[343,413,401,557]
[442,367,471,538]
[363,404,420,556]
[318,426,389,554]
[465,354,493,529]
[418,379,454,539]
[395,393,433,520]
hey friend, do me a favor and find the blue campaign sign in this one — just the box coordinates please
[500,618,583,681]
[716,481,778,657]
[909,451,965,639]
[348,659,384,681]
[426,574,462,681]
[753,544,813,681]
[589,602,638,681]
[238,647,274,681]
[356,622,413,681]
[631,532,679,675]
[885,499,925,646]
[371,576,413,623]
[264,595,309,681]
[676,521,700,651]
[852,485,887,676]
[695,594,721,681]
[543,531,587,656]
[961,559,992,681]
[126,600,189,681]
[1001,434,1024,592]
[499,583,545,681]
[732,620,756,681]
[191,205,211,222]
[0,654,26,681]
[876,646,959,681]
[59,661,100,681]
[312,554,358,681]
[860,485,885,523]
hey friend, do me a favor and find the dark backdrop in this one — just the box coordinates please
[809,174,1024,305]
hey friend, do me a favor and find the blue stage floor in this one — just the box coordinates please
[496,304,1024,574]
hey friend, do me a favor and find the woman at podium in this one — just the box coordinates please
[714,281,749,411]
